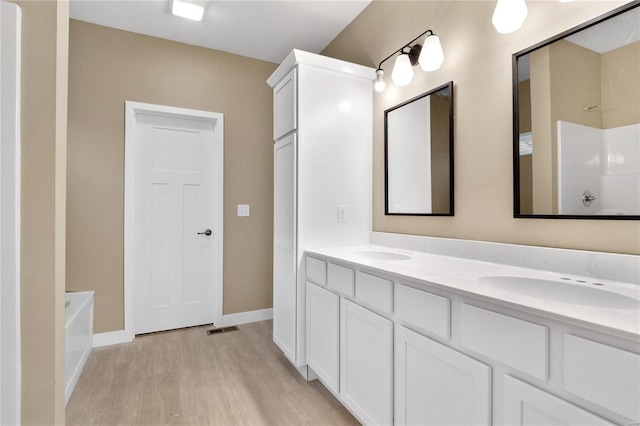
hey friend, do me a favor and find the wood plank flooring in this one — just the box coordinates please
[66,320,359,425]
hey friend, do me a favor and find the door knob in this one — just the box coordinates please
[197,229,212,236]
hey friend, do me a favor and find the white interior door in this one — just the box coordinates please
[133,111,217,335]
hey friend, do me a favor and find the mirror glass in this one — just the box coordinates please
[385,82,454,216]
[514,3,640,219]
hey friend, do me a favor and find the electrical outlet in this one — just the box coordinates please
[338,205,347,223]
[237,204,250,217]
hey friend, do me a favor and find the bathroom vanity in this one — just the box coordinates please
[304,235,639,425]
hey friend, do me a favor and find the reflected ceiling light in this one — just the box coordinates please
[492,0,528,34]
[558,0,576,2]
[374,29,444,92]
[171,0,205,21]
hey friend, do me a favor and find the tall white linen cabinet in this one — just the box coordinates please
[267,50,374,371]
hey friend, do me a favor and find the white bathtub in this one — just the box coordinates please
[65,291,94,406]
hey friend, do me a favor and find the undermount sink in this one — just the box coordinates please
[478,276,640,309]
[355,250,412,261]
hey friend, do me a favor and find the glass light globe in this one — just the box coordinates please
[391,54,414,87]
[419,34,444,72]
[492,0,528,34]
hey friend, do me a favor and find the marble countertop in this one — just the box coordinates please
[306,244,640,341]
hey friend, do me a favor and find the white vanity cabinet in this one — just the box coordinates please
[268,50,374,369]
[304,250,640,426]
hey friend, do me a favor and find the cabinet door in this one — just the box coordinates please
[273,133,297,362]
[340,299,393,426]
[306,282,339,393]
[273,69,296,140]
[503,375,614,426]
[395,326,491,426]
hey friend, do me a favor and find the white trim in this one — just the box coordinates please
[124,101,224,341]
[222,308,273,327]
[0,3,22,424]
[94,306,273,346]
[93,330,131,348]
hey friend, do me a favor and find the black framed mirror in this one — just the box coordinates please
[513,1,640,220]
[385,81,454,216]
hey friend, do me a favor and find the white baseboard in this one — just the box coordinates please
[222,308,273,327]
[94,309,273,347]
[93,330,131,348]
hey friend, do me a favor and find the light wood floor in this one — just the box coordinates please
[66,320,359,425]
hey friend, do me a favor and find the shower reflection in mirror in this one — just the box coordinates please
[514,2,640,219]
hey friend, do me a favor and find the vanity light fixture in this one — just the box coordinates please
[171,0,205,21]
[492,0,528,34]
[375,29,445,92]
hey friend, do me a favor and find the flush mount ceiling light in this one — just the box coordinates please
[374,29,445,92]
[171,0,205,21]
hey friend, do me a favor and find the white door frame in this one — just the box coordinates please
[124,101,223,341]
[0,2,22,424]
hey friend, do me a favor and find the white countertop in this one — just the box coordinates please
[306,244,640,341]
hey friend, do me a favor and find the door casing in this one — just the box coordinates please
[124,101,224,341]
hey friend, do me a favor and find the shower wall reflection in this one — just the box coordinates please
[515,4,640,217]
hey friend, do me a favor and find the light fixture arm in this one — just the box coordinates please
[376,29,435,70]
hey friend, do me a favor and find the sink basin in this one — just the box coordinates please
[355,250,411,261]
[478,276,639,309]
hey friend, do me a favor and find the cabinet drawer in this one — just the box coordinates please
[564,334,640,420]
[460,304,548,380]
[355,271,392,314]
[273,69,296,140]
[306,256,326,285]
[395,284,450,339]
[327,263,354,297]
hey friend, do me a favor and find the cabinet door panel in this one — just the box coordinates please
[341,299,393,426]
[564,334,640,421]
[503,375,613,426]
[273,133,296,361]
[306,282,339,393]
[273,69,296,139]
[395,326,491,426]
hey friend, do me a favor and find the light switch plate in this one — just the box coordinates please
[237,204,250,217]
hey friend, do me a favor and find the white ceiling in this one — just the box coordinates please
[566,5,640,54]
[69,0,371,64]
